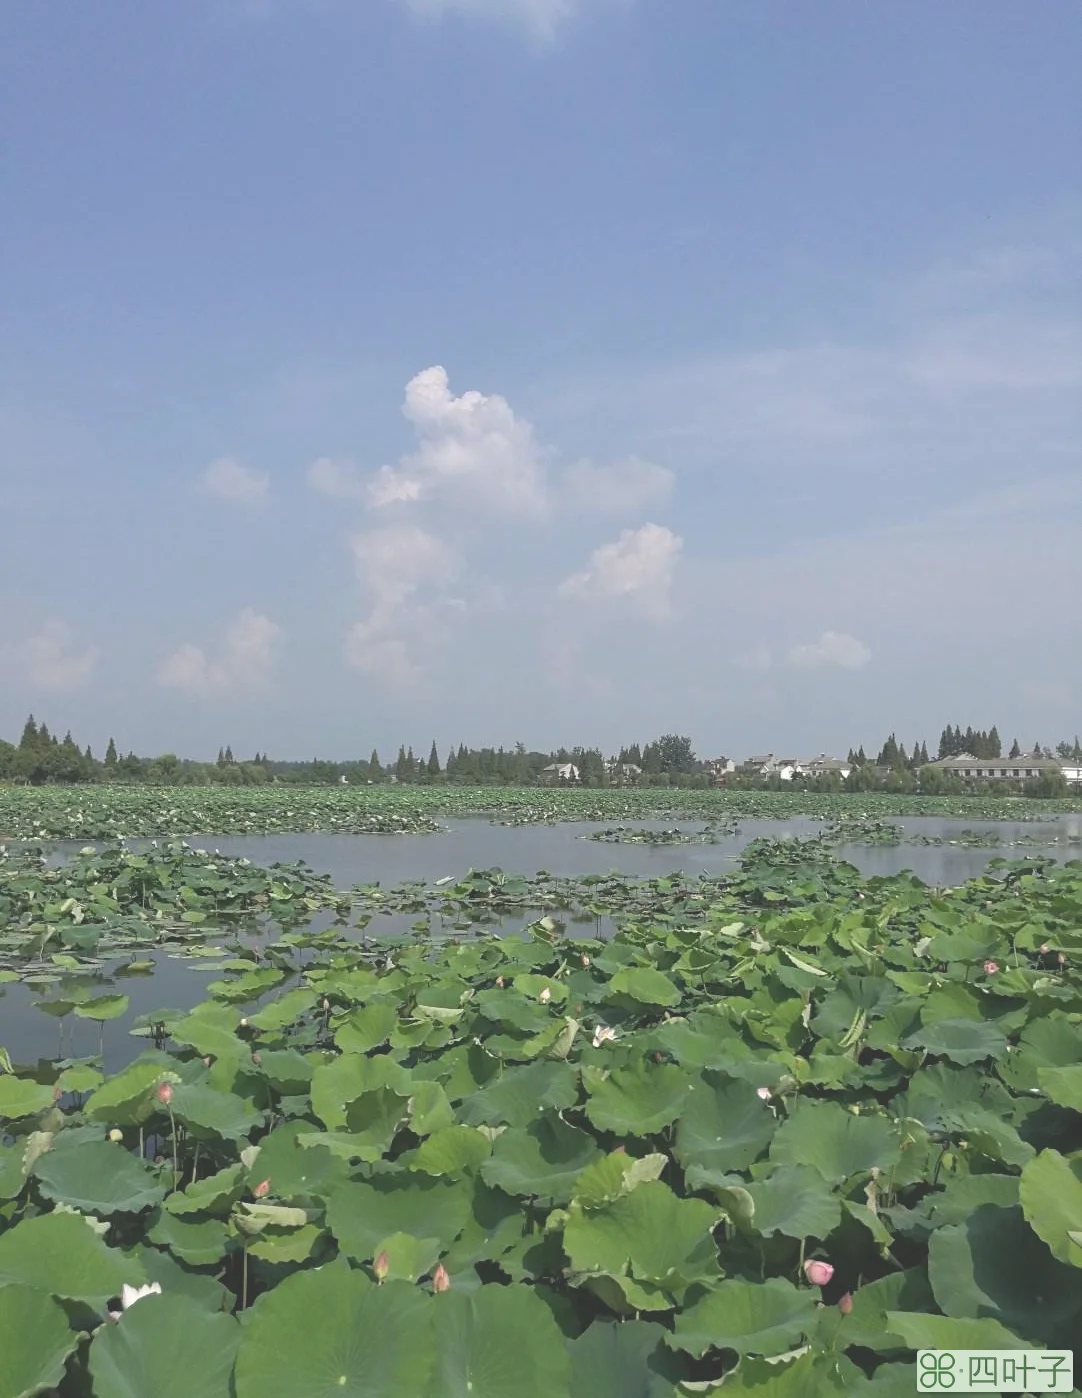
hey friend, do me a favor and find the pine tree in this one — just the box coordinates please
[18,716,38,751]
[1009,737,1021,759]
[988,725,1001,758]
[105,737,118,766]
[857,746,867,764]
[369,749,380,773]
[427,742,440,777]
[919,741,929,764]
[224,745,234,765]
[395,746,409,779]
[216,747,225,767]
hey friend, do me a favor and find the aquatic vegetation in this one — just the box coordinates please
[1,782,1079,842]
[0,841,1080,1394]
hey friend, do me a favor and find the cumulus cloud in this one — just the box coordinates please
[558,522,682,618]
[345,525,459,687]
[199,457,269,505]
[787,631,871,670]
[399,0,583,41]
[561,456,674,514]
[23,621,98,691]
[306,457,368,502]
[367,366,547,516]
[158,608,281,694]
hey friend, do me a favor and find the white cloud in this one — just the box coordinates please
[199,457,269,505]
[787,631,872,671]
[306,457,368,502]
[158,608,281,695]
[367,366,547,516]
[399,0,583,41]
[23,621,98,691]
[561,456,674,514]
[558,522,682,618]
[345,525,459,687]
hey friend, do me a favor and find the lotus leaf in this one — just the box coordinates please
[326,1174,472,1260]
[0,1211,140,1303]
[426,1284,572,1398]
[0,1284,79,1398]
[481,1115,602,1203]
[1019,1149,1082,1268]
[583,1060,691,1136]
[668,1277,819,1358]
[770,1100,901,1182]
[674,1073,776,1173]
[563,1180,721,1286]
[88,1291,240,1398]
[33,1138,166,1214]
[569,1318,687,1398]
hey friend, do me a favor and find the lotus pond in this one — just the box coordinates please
[1,830,1081,1396]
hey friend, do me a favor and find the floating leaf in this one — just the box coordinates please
[88,1291,239,1398]
[0,1284,80,1398]
[668,1277,819,1358]
[33,1139,166,1215]
[0,1211,139,1303]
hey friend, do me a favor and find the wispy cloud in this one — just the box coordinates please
[561,456,674,514]
[558,522,682,619]
[158,608,281,694]
[22,621,98,691]
[306,457,368,502]
[788,631,871,671]
[199,457,269,505]
[398,0,588,42]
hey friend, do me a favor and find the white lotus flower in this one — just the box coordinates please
[539,987,551,1003]
[756,1087,773,1101]
[592,1025,618,1048]
[109,1281,162,1321]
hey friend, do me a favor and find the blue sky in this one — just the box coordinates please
[2,0,1080,761]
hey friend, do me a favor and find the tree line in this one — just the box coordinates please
[1,715,1078,793]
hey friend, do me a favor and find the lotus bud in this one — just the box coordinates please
[240,1018,249,1028]
[1040,943,1050,954]
[803,1259,834,1287]
[251,1052,262,1066]
[253,1178,271,1199]
[496,976,504,988]
[983,960,998,975]
[539,987,551,1003]
[582,955,590,967]
[203,1057,212,1067]
[756,1087,773,1101]
[53,1087,63,1101]
[322,998,330,1011]
[432,1263,451,1293]
[838,1292,853,1314]
[108,1129,123,1143]
[374,1250,389,1282]
[156,1081,173,1106]
[1058,952,1066,965]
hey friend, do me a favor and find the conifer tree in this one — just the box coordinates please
[105,737,118,766]
[369,749,380,773]
[1009,737,1021,759]
[18,716,38,750]
[988,725,1001,758]
[427,742,440,777]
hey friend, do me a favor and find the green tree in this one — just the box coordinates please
[1009,737,1021,759]
[427,742,440,777]
[105,737,118,767]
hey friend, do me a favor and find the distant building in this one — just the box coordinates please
[925,751,1063,781]
[1061,762,1082,785]
[540,762,580,784]
[606,761,642,784]
[801,755,853,780]
[703,756,735,784]
[743,754,776,773]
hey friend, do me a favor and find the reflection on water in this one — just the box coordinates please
[5,815,1075,1071]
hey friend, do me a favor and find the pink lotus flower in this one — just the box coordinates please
[253,1179,271,1199]
[983,960,998,975]
[156,1082,173,1106]
[803,1259,834,1287]
[757,1087,773,1101]
[432,1263,451,1293]
[838,1292,853,1314]
[373,1250,389,1282]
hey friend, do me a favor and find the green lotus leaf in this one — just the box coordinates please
[147,1210,231,1266]
[163,1162,245,1216]
[0,1143,26,1200]
[73,993,129,1021]
[926,1174,1019,1224]
[569,1318,688,1398]
[563,1179,721,1285]
[310,1053,411,1131]
[334,1002,399,1052]
[1038,1064,1082,1112]
[836,1268,935,1352]
[169,1082,264,1141]
[33,1138,166,1214]
[570,1151,667,1209]
[938,1105,1034,1169]
[883,1311,1023,1349]
[411,1125,493,1177]
[244,1122,347,1199]
[85,1057,175,1126]
[583,1060,691,1136]
[169,1013,245,1062]
[1019,1149,1082,1268]
[246,988,319,1033]
[126,1241,232,1311]
[769,1100,901,1182]
[458,1060,579,1129]
[0,1076,54,1122]
[928,1203,1082,1345]
[235,1267,435,1398]
[88,1291,239,1398]
[0,1284,80,1398]
[480,1115,603,1203]
[607,967,680,1007]
[426,1284,571,1398]
[902,1018,1008,1066]
[409,1080,455,1137]
[738,1164,843,1239]
[674,1073,776,1174]
[325,1175,472,1261]
[813,976,901,1041]
[371,1231,441,1282]
[0,1211,141,1303]
[247,1223,327,1265]
[254,1048,314,1094]
[56,1062,104,1094]
[651,1016,749,1071]
[668,1277,819,1358]
[711,1350,870,1394]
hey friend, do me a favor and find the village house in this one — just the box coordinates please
[800,755,853,780]
[703,756,735,784]
[925,751,1064,781]
[540,762,580,784]
[605,760,642,784]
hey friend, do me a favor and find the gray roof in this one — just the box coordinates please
[928,753,1061,772]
